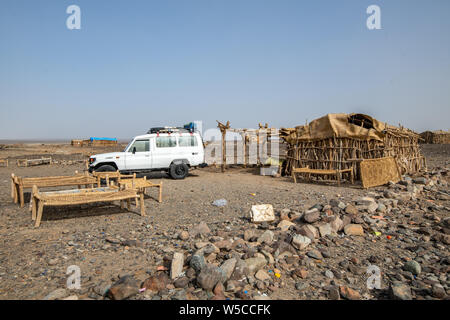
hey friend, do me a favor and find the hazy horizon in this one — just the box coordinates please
[1,0,449,140]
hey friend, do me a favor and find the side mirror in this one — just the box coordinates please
[132,147,136,154]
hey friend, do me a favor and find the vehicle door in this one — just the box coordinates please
[125,139,152,170]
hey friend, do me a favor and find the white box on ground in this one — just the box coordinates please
[260,166,279,176]
[250,204,275,223]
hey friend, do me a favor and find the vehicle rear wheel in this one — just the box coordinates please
[169,163,189,179]
[95,165,117,172]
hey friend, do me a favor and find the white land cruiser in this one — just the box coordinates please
[88,128,207,179]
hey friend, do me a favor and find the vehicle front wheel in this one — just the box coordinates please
[169,163,189,179]
[95,164,117,172]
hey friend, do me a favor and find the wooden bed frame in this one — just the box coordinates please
[291,165,354,186]
[113,176,163,204]
[11,172,100,208]
[16,157,52,167]
[92,171,135,187]
[30,185,144,227]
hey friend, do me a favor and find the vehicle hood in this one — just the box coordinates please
[91,152,126,160]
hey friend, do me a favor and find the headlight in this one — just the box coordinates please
[89,157,96,164]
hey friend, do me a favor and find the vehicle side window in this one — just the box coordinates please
[156,136,177,148]
[179,136,198,147]
[128,140,149,152]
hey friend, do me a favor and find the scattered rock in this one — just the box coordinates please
[190,222,211,238]
[278,220,295,232]
[107,275,139,300]
[344,224,364,236]
[298,224,319,240]
[257,230,274,245]
[291,234,311,250]
[303,209,320,223]
[403,260,421,276]
[306,250,322,260]
[179,231,190,240]
[255,270,270,281]
[318,223,333,237]
[219,258,237,283]
[345,204,359,215]
[197,264,224,291]
[339,286,361,300]
[245,257,267,275]
[171,252,184,279]
[190,254,206,273]
[43,288,68,300]
[432,284,446,299]
[390,282,412,300]
[142,272,170,292]
[174,277,190,288]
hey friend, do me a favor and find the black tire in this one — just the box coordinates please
[95,164,117,172]
[169,163,189,179]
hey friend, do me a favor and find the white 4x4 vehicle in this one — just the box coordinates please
[88,129,206,179]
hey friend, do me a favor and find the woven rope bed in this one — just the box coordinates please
[11,172,99,208]
[31,186,144,227]
[113,176,163,204]
[92,171,135,187]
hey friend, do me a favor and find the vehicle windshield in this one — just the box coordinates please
[124,140,134,152]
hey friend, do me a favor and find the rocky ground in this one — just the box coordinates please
[0,144,448,300]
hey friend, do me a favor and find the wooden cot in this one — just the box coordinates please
[30,186,144,227]
[92,171,135,187]
[113,176,163,205]
[11,172,100,208]
[291,165,354,186]
[16,157,52,167]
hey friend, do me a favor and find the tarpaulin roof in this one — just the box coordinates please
[89,137,117,141]
[282,113,387,143]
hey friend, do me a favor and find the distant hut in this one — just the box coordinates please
[280,113,425,180]
[420,130,450,144]
[88,137,118,147]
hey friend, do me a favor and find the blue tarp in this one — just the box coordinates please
[89,137,117,142]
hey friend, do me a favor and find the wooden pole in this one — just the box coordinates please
[140,192,146,216]
[222,129,226,172]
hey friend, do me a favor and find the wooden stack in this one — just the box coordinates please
[16,157,52,167]
[216,121,283,172]
[420,130,450,144]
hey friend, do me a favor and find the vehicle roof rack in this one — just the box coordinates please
[147,126,193,134]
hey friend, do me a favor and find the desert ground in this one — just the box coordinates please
[0,143,448,300]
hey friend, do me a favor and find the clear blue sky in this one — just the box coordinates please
[1,0,449,140]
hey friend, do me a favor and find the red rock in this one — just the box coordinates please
[141,272,170,292]
[108,275,139,300]
[339,286,361,300]
[293,268,308,279]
